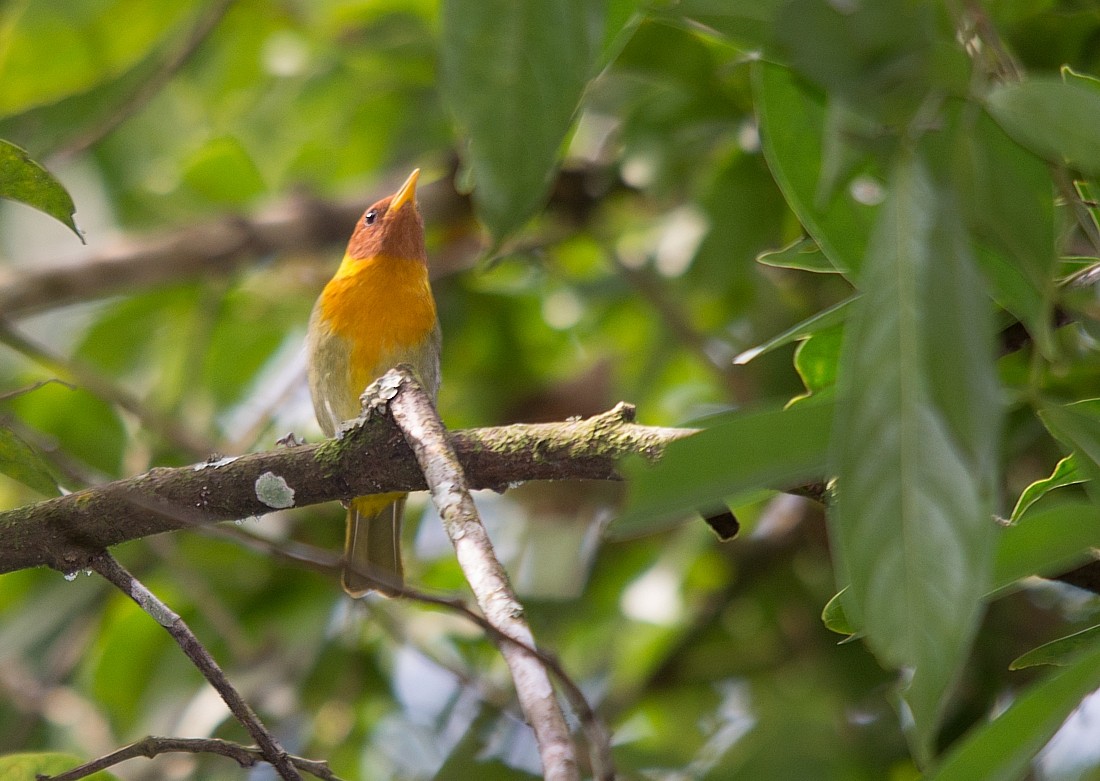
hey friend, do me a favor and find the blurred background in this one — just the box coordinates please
[2,1,1100,779]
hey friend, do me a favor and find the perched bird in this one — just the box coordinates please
[306,169,441,596]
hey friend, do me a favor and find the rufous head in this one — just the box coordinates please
[346,169,426,262]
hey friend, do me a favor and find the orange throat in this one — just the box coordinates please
[319,253,436,390]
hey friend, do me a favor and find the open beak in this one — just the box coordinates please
[390,168,420,212]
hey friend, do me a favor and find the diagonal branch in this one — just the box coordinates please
[85,552,302,781]
[382,367,580,781]
[0,402,692,576]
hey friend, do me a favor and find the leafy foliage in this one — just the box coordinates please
[1,0,1100,779]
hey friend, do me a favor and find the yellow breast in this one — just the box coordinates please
[316,253,437,402]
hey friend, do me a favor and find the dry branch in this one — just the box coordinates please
[0,401,692,576]
[383,368,581,781]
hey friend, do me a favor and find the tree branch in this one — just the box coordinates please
[85,552,302,781]
[39,735,341,781]
[0,402,692,576]
[382,368,580,781]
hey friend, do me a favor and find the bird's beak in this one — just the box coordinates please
[390,168,420,212]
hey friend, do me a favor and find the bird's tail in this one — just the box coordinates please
[343,493,406,597]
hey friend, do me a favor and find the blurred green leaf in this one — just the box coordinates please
[993,501,1100,593]
[754,62,878,275]
[1011,624,1100,670]
[986,78,1100,177]
[618,399,833,535]
[776,0,939,124]
[0,1,189,118]
[659,0,784,57]
[929,640,1100,781]
[441,0,604,240]
[955,111,1056,355]
[0,140,81,239]
[756,237,838,273]
[0,424,59,497]
[181,136,267,205]
[1009,455,1085,523]
[0,752,117,780]
[831,149,999,762]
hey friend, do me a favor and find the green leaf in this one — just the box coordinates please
[181,136,266,205]
[830,149,1000,762]
[993,502,1100,593]
[658,0,784,57]
[0,752,118,780]
[441,0,604,240]
[1009,455,1085,523]
[733,295,855,365]
[754,62,879,275]
[775,0,938,124]
[756,237,840,273]
[1011,625,1100,670]
[0,424,60,497]
[985,78,1100,177]
[821,589,856,637]
[928,640,1100,781]
[617,400,834,535]
[1040,400,1100,492]
[955,111,1056,356]
[793,325,842,398]
[0,1,189,118]
[0,140,82,239]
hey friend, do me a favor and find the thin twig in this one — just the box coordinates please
[52,0,237,161]
[378,367,585,781]
[37,735,342,781]
[0,378,76,403]
[86,552,304,781]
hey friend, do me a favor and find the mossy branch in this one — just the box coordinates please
[0,403,693,576]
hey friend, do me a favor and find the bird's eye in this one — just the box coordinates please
[363,210,378,226]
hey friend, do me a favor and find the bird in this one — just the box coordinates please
[305,169,441,597]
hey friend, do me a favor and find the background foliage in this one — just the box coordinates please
[2,0,1100,779]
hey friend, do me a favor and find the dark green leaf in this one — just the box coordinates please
[775,0,939,124]
[955,110,1056,356]
[986,78,1100,177]
[928,640,1100,781]
[754,62,879,275]
[441,0,605,240]
[659,0,784,57]
[617,400,834,535]
[0,424,60,497]
[1011,625,1100,670]
[1040,400,1100,493]
[0,140,82,240]
[830,149,1000,761]
[994,502,1100,593]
